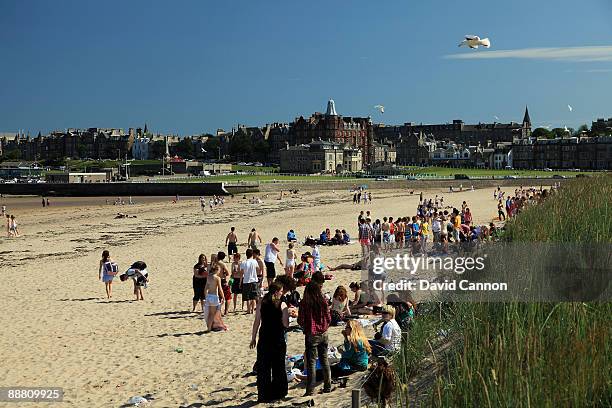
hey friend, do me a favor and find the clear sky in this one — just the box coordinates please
[1,0,611,135]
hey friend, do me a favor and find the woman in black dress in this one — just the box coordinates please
[192,254,208,312]
[250,282,289,403]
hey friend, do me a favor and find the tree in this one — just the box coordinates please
[228,131,253,161]
[532,127,552,139]
[2,148,21,161]
[253,139,270,161]
[203,136,221,159]
[574,124,589,136]
[549,128,571,139]
[174,138,196,159]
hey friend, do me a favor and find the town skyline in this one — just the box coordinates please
[2,100,609,139]
[2,0,612,135]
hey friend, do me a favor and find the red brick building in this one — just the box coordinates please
[291,100,374,164]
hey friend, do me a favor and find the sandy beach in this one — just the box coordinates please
[0,186,506,407]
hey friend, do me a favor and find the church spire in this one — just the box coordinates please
[523,106,531,125]
[144,123,148,134]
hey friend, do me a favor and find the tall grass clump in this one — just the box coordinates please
[390,175,611,407]
[429,175,612,407]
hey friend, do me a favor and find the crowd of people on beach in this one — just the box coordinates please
[91,184,563,404]
[199,195,225,211]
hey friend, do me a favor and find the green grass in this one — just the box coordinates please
[155,174,362,183]
[66,159,162,170]
[231,164,279,172]
[401,166,597,178]
[421,175,612,407]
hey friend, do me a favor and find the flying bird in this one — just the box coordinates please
[201,148,207,153]
[458,35,491,49]
[567,104,573,112]
[374,105,385,114]
[494,115,500,121]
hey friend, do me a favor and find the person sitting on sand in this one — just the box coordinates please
[331,285,352,325]
[349,282,372,315]
[287,229,297,243]
[342,229,351,244]
[318,230,328,245]
[331,229,343,245]
[203,264,227,332]
[368,305,402,357]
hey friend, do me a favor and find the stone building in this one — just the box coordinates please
[290,100,374,164]
[513,136,612,170]
[396,132,435,165]
[375,107,531,146]
[279,140,363,174]
[591,118,612,135]
[370,141,396,164]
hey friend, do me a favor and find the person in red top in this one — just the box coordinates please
[298,280,332,396]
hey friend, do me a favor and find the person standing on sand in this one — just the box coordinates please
[253,249,266,293]
[203,264,227,332]
[192,254,208,312]
[1,205,5,216]
[46,198,50,207]
[230,253,243,312]
[9,215,19,237]
[358,218,373,261]
[5,214,12,237]
[298,281,332,396]
[226,226,238,255]
[248,228,262,250]
[250,282,289,403]
[263,237,283,287]
[42,197,46,208]
[240,248,260,314]
[215,252,232,316]
[285,243,296,279]
[98,250,117,299]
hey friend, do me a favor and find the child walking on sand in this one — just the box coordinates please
[98,250,118,299]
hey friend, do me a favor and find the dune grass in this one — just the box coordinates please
[392,175,612,407]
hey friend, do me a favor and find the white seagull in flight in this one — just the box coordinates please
[374,105,385,114]
[567,104,573,112]
[458,35,491,49]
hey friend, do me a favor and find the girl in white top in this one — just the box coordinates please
[285,243,296,278]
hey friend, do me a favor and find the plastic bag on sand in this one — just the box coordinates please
[128,396,148,406]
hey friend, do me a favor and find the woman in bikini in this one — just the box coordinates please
[203,264,227,332]
[285,243,296,279]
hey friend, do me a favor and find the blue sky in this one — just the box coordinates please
[1,0,611,135]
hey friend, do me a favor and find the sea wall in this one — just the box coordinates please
[0,182,258,197]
